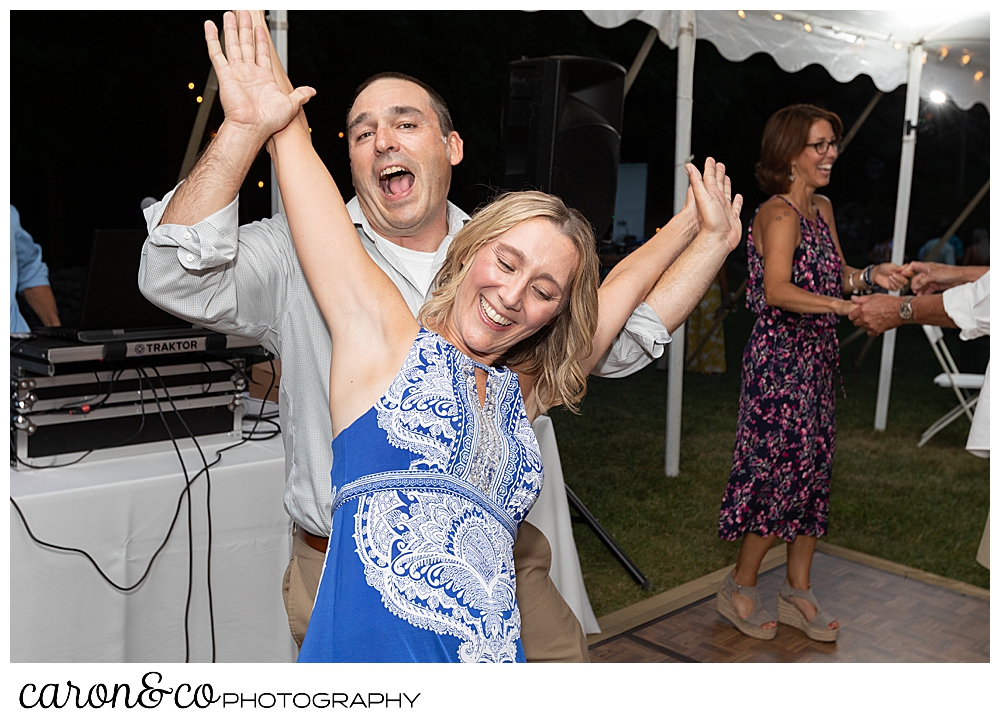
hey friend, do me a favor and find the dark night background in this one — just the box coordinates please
[10,11,990,325]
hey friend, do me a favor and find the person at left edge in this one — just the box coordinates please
[11,204,61,333]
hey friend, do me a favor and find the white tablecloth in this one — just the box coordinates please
[526,416,601,634]
[10,434,297,663]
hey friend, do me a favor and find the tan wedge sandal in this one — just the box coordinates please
[716,571,777,640]
[777,580,840,642]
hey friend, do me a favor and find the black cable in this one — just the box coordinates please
[56,368,125,413]
[12,371,149,470]
[11,355,277,663]
[136,367,199,663]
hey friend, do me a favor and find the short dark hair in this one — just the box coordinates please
[346,72,454,137]
[755,104,843,195]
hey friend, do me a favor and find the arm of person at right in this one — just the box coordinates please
[904,261,988,295]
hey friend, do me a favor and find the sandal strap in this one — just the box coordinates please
[781,580,837,627]
[723,571,776,626]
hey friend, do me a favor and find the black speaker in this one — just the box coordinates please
[502,56,625,241]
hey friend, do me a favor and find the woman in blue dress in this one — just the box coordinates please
[206,12,744,662]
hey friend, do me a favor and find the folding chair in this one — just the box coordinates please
[918,325,986,447]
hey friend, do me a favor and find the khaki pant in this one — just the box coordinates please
[281,520,589,662]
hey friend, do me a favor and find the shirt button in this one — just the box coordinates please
[183,232,192,240]
[186,253,195,262]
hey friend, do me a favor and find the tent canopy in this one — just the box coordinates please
[585,9,989,110]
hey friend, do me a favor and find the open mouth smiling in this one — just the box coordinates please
[480,295,513,327]
[378,165,415,198]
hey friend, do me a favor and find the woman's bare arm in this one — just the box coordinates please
[755,198,853,316]
[581,158,741,374]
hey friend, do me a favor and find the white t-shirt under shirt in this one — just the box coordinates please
[390,242,440,297]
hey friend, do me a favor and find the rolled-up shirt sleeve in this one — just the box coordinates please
[138,184,295,346]
[143,185,241,271]
[942,271,990,341]
[591,302,672,378]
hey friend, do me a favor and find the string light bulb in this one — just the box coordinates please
[258,181,265,188]
[188,82,195,90]
[961,54,970,65]
[338,131,344,138]
[940,47,949,59]
[737,10,745,19]
[196,96,203,104]
[974,70,984,81]
[894,43,902,50]
[774,13,783,21]
[803,23,812,32]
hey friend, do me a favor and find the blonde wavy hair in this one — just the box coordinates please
[418,191,600,414]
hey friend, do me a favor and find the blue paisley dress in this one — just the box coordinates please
[298,328,542,663]
[719,197,842,543]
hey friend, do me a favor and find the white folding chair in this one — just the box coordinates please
[918,325,986,447]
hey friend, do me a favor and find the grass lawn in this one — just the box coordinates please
[549,308,990,619]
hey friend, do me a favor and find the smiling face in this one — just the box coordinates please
[347,78,464,247]
[440,218,580,367]
[791,119,839,189]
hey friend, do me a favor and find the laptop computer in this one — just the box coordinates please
[39,229,202,343]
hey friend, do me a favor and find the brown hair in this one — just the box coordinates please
[347,72,455,136]
[418,191,600,414]
[755,104,843,195]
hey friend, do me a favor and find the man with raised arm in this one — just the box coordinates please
[140,11,714,662]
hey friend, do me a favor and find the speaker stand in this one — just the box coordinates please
[564,484,651,590]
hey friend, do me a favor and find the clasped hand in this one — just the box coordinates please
[206,11,314,143]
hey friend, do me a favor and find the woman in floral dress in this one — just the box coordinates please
[717,105,908,642]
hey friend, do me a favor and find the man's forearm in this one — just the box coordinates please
[644,231,730,335]
[160,121,268,227]
[909,295,957,328]
[23,285,61,327]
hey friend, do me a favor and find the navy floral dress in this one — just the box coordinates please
[719,197,842,542]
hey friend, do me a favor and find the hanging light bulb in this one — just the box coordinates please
[894,43,902,50]
[258,181,265,188]
[196,96,204,104]
[974,71,984,81]
[929,90,947,104]
[737,10,745,19]
[940,47,949,59]
[774,13,783,21]
[188,82,195,90]
[803,23,812,32]
[961,54,971,65]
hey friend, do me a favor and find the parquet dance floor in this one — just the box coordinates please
[589,549,989,663]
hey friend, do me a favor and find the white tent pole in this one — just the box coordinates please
[665,9,696,477]
[269,10,289,217]
[874,44,926,431]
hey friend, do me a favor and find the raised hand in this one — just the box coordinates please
[687,157,743,252]
[205,11,314,144]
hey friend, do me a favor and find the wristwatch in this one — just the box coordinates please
[899,296,914,322]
